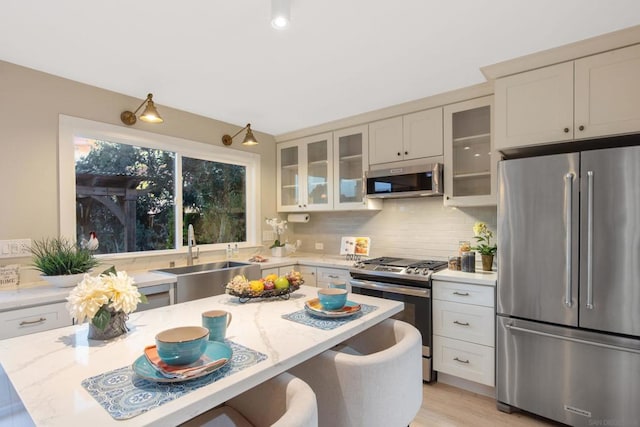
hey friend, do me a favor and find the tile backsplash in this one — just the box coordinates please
[289,197,497,261]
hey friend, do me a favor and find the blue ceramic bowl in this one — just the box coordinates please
[318,288,348,311]
[155,326,209,366]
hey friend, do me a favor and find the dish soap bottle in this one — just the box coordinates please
[233,243,239,259]
[226,244,232,259]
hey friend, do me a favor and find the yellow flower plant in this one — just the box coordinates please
[472,222,497,256]
[66,269,146,330]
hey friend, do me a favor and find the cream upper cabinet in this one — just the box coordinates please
[277,133,334,212]
[574,44,640,139]
[403,109,444,159]
[332,125,382,211]
[494,62,574,149]
[369,116,403,164]
[495,44,640,150]
[369,108,443,165]
[443,96,496,206]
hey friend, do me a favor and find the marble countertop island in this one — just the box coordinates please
[0,285,402,426]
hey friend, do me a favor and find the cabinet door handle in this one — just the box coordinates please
[404,151,408,155]
[453,320,470,326]
[578,125,585,131]
[397,152,401,156]
[20,317,46,326]
[453,291,469,296]
[454,357,470,364]
[564,127,570,133]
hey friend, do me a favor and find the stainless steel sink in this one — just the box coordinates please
[155,261,254,276]
[154,261,260,303]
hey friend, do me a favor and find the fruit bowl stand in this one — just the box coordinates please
[225,281,303,303]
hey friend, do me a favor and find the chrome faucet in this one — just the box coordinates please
[187,224,199,266]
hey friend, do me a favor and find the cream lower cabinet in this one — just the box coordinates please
[432,280,495,386]
[495,43,640,151]
[316,267,350,290]
[0,301,72,339]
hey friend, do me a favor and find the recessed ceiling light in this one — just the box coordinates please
[271,0,291,29]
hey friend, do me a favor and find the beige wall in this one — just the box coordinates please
[0,60,277,272]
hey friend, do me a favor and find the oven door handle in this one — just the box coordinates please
[349,278,430,298]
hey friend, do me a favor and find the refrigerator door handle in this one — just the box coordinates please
[505,323,640,355]
[586,170,594,309]
[564,172,574,308]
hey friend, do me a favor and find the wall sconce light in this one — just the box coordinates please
[120,93,164,126]
[222,123,259,146]
[271,0,291,29]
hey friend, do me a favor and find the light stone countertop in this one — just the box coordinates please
[432,269,497,286]
[0,254,356,311]
[0,272,177,312]
[0,285,403,426]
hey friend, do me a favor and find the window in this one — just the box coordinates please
[59,116,260,256]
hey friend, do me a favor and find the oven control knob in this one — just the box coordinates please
[421,269,429,275]
[405,268,413,274]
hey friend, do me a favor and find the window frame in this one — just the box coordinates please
[58,115,261,259]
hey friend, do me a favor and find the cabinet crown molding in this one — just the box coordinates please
[481,24,640,80]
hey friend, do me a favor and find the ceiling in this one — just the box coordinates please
[1,1,640,136]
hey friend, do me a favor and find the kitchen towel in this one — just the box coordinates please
[282,303,378,330]
[81,340,267,421]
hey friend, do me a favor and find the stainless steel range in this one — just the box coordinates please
[349,257,448,382]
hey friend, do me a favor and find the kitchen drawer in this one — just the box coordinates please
[433,335,495,386]
[432,280,494,307]
[297,266,317,287]
[316,267,350,289]
[433,300,494,346]
[0,302,72,339]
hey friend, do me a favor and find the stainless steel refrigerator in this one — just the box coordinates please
[496,145,640,426]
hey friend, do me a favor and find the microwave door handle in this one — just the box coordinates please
[586,170,594,309]
[564,172,574,308]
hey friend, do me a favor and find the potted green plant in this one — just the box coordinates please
[471,222,497,271]
[31,237,100,287]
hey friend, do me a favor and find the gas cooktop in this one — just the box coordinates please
[350,256,448,283]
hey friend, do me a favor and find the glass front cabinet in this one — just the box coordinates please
[277,133,333,211]
[443,96,497,206]
[277,126,381,212]
[333,125,381,210]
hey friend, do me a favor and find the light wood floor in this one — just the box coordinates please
[411,382,563,427]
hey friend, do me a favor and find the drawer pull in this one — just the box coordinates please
[453,320,470,326]
[328,275,339,279]
[453,357,470,364]
[20,317,46,326]
[453,291,470,296]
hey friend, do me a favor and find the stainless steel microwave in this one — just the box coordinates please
[365,163,443,199]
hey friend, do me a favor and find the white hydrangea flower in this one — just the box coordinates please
[66,274,110,324]
[66,271,142,325]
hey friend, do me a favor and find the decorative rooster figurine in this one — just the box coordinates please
[81,231,99,251]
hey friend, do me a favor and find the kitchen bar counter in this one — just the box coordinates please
[0,285,402,426]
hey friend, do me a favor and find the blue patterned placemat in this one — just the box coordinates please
[282,304,378,330]
[81,340,267,420]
